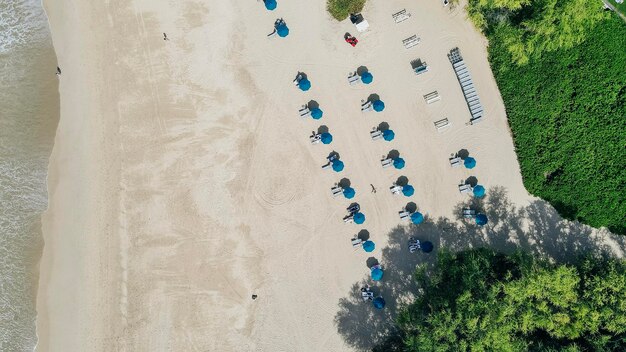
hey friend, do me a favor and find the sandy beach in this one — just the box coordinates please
[37,0,626,351]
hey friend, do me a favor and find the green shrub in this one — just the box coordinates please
[327,0,366,21]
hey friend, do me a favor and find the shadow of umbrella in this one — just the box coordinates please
[317,125,329,134]
[357,66,369,76]
[378,122,390,131]
[457,149,470,159]
[367,93,380,102]
[328,151,341,160]
[387,149,400,160]
[405,202,417,213]
[339,178,351,188]
[307,100,320,110]
[396,176,409,187]
[358,229,370,241]
[366,257,380,269]
[465,176,478,187]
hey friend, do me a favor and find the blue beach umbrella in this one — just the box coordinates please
[411,212,424,224]
[320,132,333,144]
[311,108,323,119]
[361,72,373,84]
[331,159,344,172]
[276,23,289,37]
[421,241,434,253]
[373,297,386,309]
[476,214,488,226]
[298,78,310,91]
[383,129,395,141]
[342,186,355,199]
[264,0,277,10]
[473,185,486,198]
[402,184,415,197]
[353,212,365,224]
[373,100,385,112]
[363,240,375,252]
[371,267,384,281]
[464,157,476,169]
[393,157,405,169]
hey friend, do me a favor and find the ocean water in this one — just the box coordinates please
[0,0,59,350]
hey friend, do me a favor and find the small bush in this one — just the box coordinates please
[327,0,366,21]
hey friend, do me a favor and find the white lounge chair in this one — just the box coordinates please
[361,100,373,112]
[424,91,441,104]
[399,210,410,221]
[299,105,311,118]
[390,185,403,195]
[434,118,450,131]
[392,9,411,23]
[381,158,393,168]
[352,237,363,247]
[462,208,476,218]
[322,163,332,170]
[412,59,428,75]
[348,72,361,85]
[449,156,462,167]
[459,184,472,193]
[310,133,321,144]
[408,238,421,253]
[343,214,354,223]
[402,35,420,49]
[293,74,303,86]
[361,290,374,301]
[370,130,383,140]
[331,186,343,197]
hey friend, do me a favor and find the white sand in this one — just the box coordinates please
[37,0,626,351]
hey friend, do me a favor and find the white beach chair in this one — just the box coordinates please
[293,74,303,86]
[310,133,321,144]
[424,91,441,104]
[370,130,383,141]
[351,237,363,248]
[449,156,462,167]
[361,100,373,112]
[322,163,332,170]
[348,72,361,85]
[408,238,421,253]
[361,290,374,301]
[399,210,411,221]
[299,105,311,118]
[331,186,343,197]
[390,185,403,195]
[462,208,476,218]
[402,35,420,49]
[392,9,411,23]
[470,115,484,124]
[381,158,393,168]
[459,184,472,194]
[343,214,355,223]
[434,118,451,131]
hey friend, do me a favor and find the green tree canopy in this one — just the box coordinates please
[379,249,626,351]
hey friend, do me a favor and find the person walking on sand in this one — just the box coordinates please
[163,33,169,41]
[55,66,61,76]
[370,184,376,193]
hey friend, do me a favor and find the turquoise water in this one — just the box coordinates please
[0,0,58,350]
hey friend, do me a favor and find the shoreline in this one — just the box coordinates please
[35,0,625,351]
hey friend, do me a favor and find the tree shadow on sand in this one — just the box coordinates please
[335,186,626,351]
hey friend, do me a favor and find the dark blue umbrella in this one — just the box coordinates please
[476,214,488,226]
[393,157,405,169]
[320,132,333,144]
[363,240,375,252]
[298,78,310,91]
[311,108,323,119]
[473,185,485,198]
[371,267,384,281]
[383,129,395,141]
[331,159,344,172]
[342,186,355,199]
[361,72,373,84]
[373,297,386,309]
[464,157,476,169]
[353,212,365,224]
[373,99,385,112]
[402,184,414,197]
[264,0,277,10]
[421,241,434,253]
[276,23,289,37]
[411,212,424,224]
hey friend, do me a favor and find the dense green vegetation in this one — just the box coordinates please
[326,0,366,21]
[488,16,626,234]
[467,0,626,234]
[375,249,626,351]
